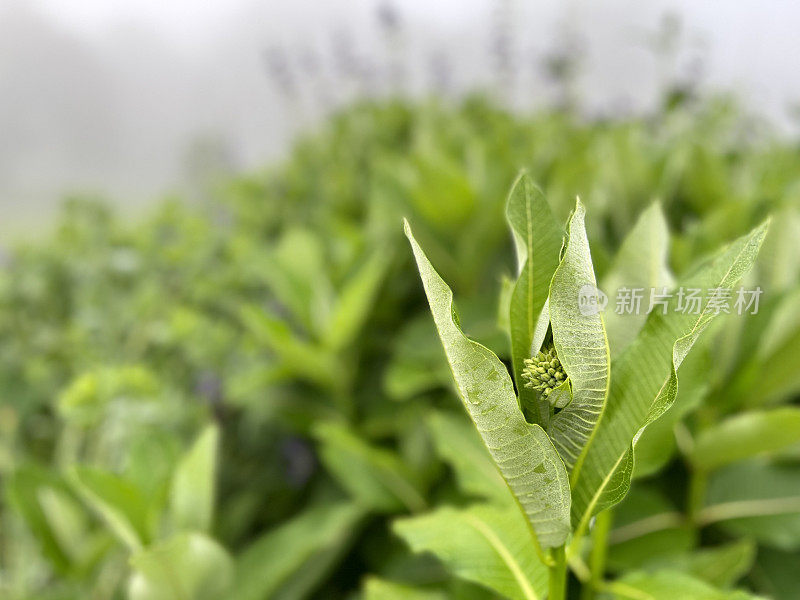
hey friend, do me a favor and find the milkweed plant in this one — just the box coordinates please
[401,173,769,600]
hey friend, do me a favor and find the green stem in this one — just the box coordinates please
[687,468,708,527]
[548,545,567,600]
[581,509,612,600]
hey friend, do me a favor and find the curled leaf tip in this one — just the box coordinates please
[402,218,412,238]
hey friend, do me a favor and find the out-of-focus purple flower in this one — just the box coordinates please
[281,435,316,488]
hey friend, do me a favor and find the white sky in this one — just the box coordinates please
[3,0,800,235]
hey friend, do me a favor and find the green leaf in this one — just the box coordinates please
[754,547,800,600]
[705,460,800,550]
[394,503,548,600]
[602,203,674,358]
[691,408,800,471]
[405,220,571,548]
[228,501,363,600]
[505,173,564,423]
[426,411,506,502]
[68,466,152,551]
[6,466,72,572]
[240,304,339,389]
[632,337,711,478]
[570,221,769,534]
[362,578,448,600]
[658,540,756,589]
[263,227,334,336]
[603,570,763,600]
[170,424,219,533]
[607,486,694,573]
[128,532,233,600]
[323,249,391,351]
[729,287,800,406]
[548,200,611,470]
[314,421,427,513]
[384,312,451,401]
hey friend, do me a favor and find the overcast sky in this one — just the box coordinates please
[2,0,799,236]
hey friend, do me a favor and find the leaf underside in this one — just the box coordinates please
[406,220,571,548]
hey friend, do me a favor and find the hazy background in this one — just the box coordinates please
[2,0,799,237]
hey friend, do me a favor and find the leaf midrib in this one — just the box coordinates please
[464,513,539,600]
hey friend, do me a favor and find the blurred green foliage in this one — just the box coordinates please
[1,94,799,599]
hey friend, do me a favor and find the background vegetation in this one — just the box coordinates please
[1,90,800,598]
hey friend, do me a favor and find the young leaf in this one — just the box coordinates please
[569,221,769,535]
[314,421,427,513]
[602,202,674,358]
[405,220,571,548]
[128,532,234,600]
[228,501,363,600]
[170,424,219,533]
[505,173,564,423]
[547,200,610,471]
[323,249,391,351]
[394,503,548,600]
[691,407,800,471]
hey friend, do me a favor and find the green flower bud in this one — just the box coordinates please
[522,345,569,406]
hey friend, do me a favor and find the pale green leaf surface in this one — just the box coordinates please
[548,201,610,471]
[314,421,427,513]
[394,504,547,600]
[170,424,219,533]
[602,203,674,358]
[570,222,769,533]
[362,578,448,600]
[692,408,800,471]
[506,173,564,423]
[227,501,363,600]
[406,220,571,548]
[128,532,233,600]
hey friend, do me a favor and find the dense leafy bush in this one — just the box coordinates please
[1,95,799,599]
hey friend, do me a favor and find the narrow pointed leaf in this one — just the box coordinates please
[548,200,610,471]
[170,424,219,533]
[314,421,427,513]
[506,173,564,423]
[405,220,571,548]
[228,501,364,600]
[570,221,769,534]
